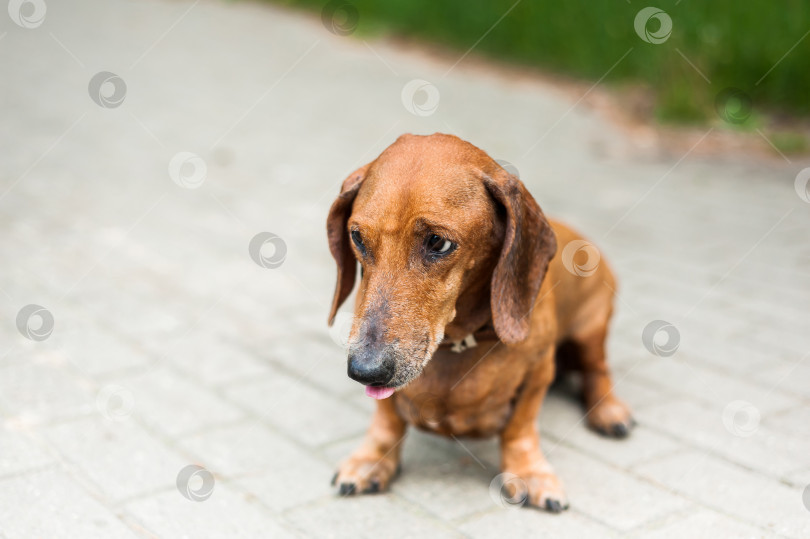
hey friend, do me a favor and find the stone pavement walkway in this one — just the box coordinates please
[1,0,809,537]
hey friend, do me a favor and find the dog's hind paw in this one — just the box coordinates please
[586,396,635,439]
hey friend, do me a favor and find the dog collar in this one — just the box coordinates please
[439,324,499,353]
[449,333,478,353]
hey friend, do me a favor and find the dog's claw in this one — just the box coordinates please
[330,472,338,486]
[587,397,634,439]
[545,499,567,513]
[611,422,629,438]
[364,480,381,494]
[333,451,400,496]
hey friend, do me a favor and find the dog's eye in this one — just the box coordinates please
[351,229,366,255]
[426,234,455,258]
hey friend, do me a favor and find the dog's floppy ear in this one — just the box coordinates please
[484,167,557,345]
[326,164,370,326]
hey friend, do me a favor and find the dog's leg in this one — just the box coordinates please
[332,397,406,495]
[574,323,635,438]
[499,348,568,513]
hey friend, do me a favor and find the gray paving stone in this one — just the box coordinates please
[42,417,189,503]
[627,357,799,414]
[0,426,54,478]
[179,421,309,479]
[635,450,810,538]
[249,328,360,399]
[124,483,294,538]
[459,506,616,538]
[636,399,810,479]
[635,508,779,539]
[541,392,683,470]
[223,368,368,448]
[393,431,500,521]
[161,331,274,387]
[120,367,246,439]
[0,468,138,538]
[751,357,810,400]
[234,457,335,513]
[47,314,151,377]
[549,445,690,531]
[786,468,810,492]
[285,496,461,538]
[0,354,95,425]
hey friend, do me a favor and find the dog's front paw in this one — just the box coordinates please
[587,396,635,438]
[331,452,400,496]
[499,468,569,513]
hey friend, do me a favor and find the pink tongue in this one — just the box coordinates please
[365,386,395,400]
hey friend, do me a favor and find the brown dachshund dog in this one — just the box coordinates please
[326,133,633,512]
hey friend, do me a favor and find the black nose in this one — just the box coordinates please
[348,351,395,386]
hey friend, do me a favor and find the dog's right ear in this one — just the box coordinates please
[326,164,370,325]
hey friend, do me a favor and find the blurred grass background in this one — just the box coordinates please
[273,0,810,127]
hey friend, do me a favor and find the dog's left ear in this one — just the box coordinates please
[326,163,370,326]
[484,167,557,345]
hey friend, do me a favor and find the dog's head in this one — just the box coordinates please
[327,134,556,398]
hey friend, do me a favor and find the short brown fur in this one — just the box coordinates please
[327,133,633,511]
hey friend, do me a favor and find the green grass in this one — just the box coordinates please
[770,130,810,154]
[273,0,810,124]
